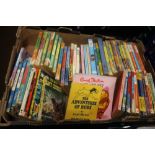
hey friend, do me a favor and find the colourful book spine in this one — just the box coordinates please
[132,43,145,72]
[73,44,77,76]
[131,72,136,113]
[19,68,36,116]
[55,42,65,81]
[103,42,112,75]
[44,32,55,66]
[93,43,99,75]
[35,32,48,65]
[95,43,103,75]
[28,70,41,118]
[83,45,88,74]
[147,73,155,112]
[88,39,97,75]
[137,73,146,114]
[61,46,67,86]
[64,47,70,86]
[122,72,128,112]
[76,47,80,74]
[7,62,23,112]
[31,32,43,65]
[53,37,62,73]
[86,45,91,74]
[9,48,25,87]
[134,72,140,113]
[80,45,85,74]
[11,59,28,108]
[69,43,74,81]
[97,38,108,74]
[129,44,141,72]
[49,34,59,68]
[25,68,39,116]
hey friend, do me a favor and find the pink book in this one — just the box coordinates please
[73,74,117,120]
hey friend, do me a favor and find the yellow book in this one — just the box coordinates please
[65,82,102,120]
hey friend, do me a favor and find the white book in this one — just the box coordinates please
[73,44,77,76]
[19,68,36,116]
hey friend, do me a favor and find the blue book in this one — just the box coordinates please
[84,45,88,74]
[88,39,97,75]
[7,62,23,112]
[126,72,131,112]
[64,47,70,85]
[132,47,141,71]
[11,59,28,108]
[93,44,99,75]
[97,38,108,74]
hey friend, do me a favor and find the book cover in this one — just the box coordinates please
[40,32,51,65]
[50,34,59,68]
[65,82,102,120]
[25,68,39,117]
[31,32,43,65]
[84,45,88,75]
[19,68,36,116]
[60,46,67,86]
[9,48,25,87]
[97,38,108,74]
[39,76,67,121]
[80,45,85,74]
[95,43,103,75]
[69,43,74,81]
[88,39,97,75]
[86,45,91,74]
[55,42,65,81]
[93,43,99,75]
[35,32,48,65]
[44,32,56,66]
[53,37,62,73]
[73,74,117,120]
[131,72,136,113]
[7,62,23,112]
[64,47,70,86]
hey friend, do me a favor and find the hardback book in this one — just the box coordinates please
[50,34,59,68]
[97,38,108,74]
[31,32,43,65]
[55,42,65,80]
[65,82,102,121]
[69,43,74,81]
[86,45,91,74]
[44,32,56,66]
[73,44,77,76]
[76,47,80,74]
[73,74,117,120]
[88,39,97,75]
[93,43,99,75]
[84,45,88,75]
[80,45,85,74]
[131,72,136,113]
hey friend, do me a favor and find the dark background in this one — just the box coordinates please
[0,26,155,100]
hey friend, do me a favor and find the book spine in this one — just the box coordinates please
[69,43,74,81]
[53,37,62,73]
[19,68,36,116]
[64,47,70,86]
[134,72,140,113]
[126,72,131,113]
[86,45,91,74]
[76,47,80,74]
[122,72,128,112]
[88,39,97,75]
[132,43,145,72]
[44,32,55,66]
[61,46,67,86]
[11,59,28,108]
[84,45,88,75]
[7,62,23,112]
[50,34,59,68]
[25,68,39,116]
[9,48,25,87]
[97,38,108,74]
[80,45,85,74]
[137,73,146,114]
[103,42,112,75]
[55,42,65,80]
[31,32,43,65]
[131,72,136,113]
[73,44,77,76]
[35,32,48,65]
[93,43,99,75]
[95,43,103,75]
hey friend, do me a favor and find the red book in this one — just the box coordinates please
[69,44,74,81]
[25,68,39,116]
[129,52,138,72]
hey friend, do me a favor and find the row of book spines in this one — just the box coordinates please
[113,71,155,115]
